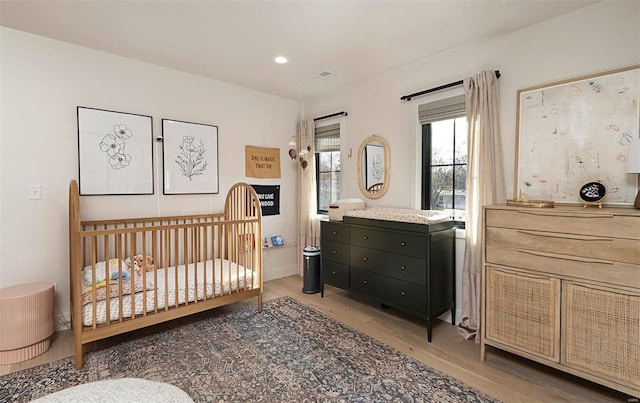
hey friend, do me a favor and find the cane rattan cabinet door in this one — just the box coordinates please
[562,281,640,390]
[485,266,560,361]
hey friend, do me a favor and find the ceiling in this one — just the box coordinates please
[0,1,598,100]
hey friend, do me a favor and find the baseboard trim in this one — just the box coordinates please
[437,309,462,326]
[55,313,71,331]
[263,264,297,282]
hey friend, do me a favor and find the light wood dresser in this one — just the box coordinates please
[481,205,640,397]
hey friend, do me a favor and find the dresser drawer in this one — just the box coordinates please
[350,227,426,258]
[322,221,349,243]
[485,208,640,240]
[486,227,640,265]
[377,277,426,313]
[322,240,349,265]
[350,267,379,296]
[486,244,640,288]
[349,245,426,285]
[350,268,426,313]
[322,260,349,289]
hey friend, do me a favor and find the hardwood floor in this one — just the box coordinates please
[1,275,633,402]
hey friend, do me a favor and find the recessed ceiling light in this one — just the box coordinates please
[274,56,288,64]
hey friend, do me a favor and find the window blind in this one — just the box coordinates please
[418,94,466,125]
[315,123,340,152]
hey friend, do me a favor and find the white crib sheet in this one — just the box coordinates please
[82,258,258,326]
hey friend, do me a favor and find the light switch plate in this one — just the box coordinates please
[28,184,42,200]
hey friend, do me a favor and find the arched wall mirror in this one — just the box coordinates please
[357,135,389,199]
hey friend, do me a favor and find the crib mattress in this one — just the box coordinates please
[82,258,258,326]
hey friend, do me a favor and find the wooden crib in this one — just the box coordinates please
[68,180,262,369]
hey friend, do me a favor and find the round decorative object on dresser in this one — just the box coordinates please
[579,181,606,203]
[0,282,55,364]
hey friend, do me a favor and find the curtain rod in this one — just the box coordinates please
[314,111,348,121]
[400,70,501,102]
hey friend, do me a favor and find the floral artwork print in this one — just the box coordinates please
[77,106,154,195]
[175,136,208,181]
[161,119,218,194]
[98,124,133,170]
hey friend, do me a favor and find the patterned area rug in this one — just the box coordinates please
[1,297,497,402]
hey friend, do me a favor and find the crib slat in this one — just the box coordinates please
[174,226,179,308]
[104,235,111,326]
[164,227,169,311]
[116,234,124,322]
[152,229,158,314]
[90,236,97,330]
[129,230,135,321]
[203,221,208,301]
[235,222,240,294]
[192,224,197,305]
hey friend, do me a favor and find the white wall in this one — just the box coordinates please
[303,1,640,206]
[302,1,640,322]
[0,28,300,326]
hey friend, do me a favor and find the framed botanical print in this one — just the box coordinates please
[77,106,154,195]
[162,119,219,194]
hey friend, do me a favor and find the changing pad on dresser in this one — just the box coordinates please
[344,207,450,225]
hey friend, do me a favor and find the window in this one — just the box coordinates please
[315,123,341,213]
[419,95,467,223]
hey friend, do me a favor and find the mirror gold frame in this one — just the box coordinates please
[357,135,389,199]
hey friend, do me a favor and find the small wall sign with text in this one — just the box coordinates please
[251,184,280,216]
[245,146,281,178]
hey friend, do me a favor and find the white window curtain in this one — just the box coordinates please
[458,70,506,341]
[297,119,320,275]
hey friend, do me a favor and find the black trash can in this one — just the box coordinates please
[302,246,321,294]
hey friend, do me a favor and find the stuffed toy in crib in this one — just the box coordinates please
[125,255,155,274]
[82,258,130,290]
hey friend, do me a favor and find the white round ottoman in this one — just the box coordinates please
[0,282,55,364]
[30,378,195,402]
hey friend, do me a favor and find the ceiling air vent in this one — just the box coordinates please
[313,70,333,79]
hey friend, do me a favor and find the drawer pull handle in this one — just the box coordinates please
[332,231,337,235]
[400,291,407,297]
[517,249,614,265]
[516,210,614,219]
[400,241,406,247]
[400,265,406,271]
[332,271,337,275]
[491,268,551,281]
[363,236,368,240]
[363,280,369,285]
[363,257,368,262]
[516,230,614,242]
[332,250,337,254]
